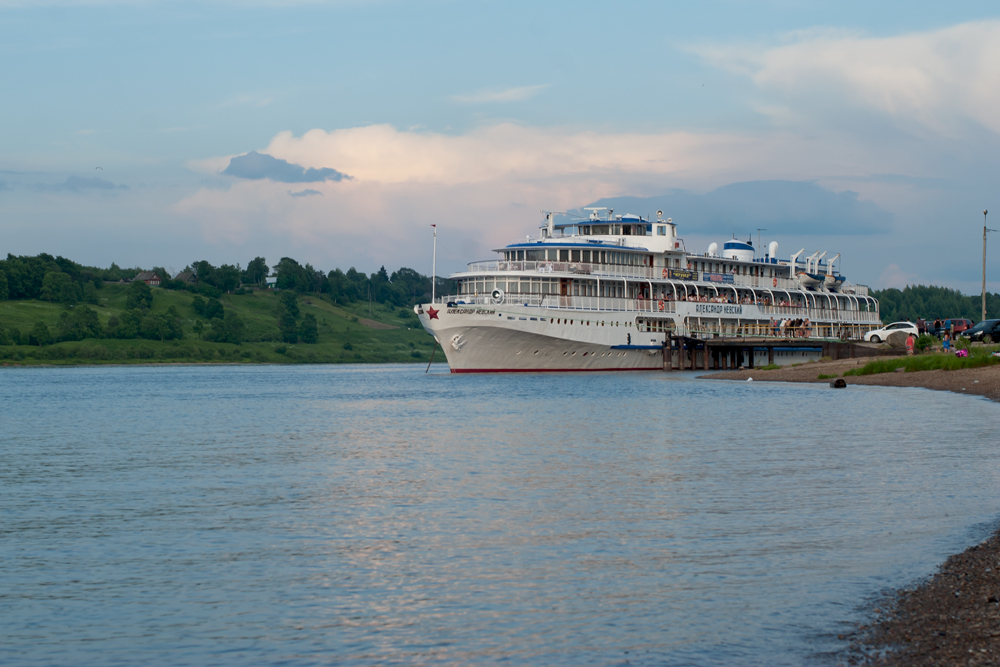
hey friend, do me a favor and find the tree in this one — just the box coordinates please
[203,312,245,344]
[40,271,82,304]
[139,307,183,342]
[0,269,8,300]
[299,313,318,343]
[29,321,52,346]
[111,309,142,339]
[279,290,299,318]
[204,298,224,320]
[126,280,153,310]
[277,290,299,343]
[217,264,240,293]
[191,295,207,316]
[58,306,103,341]
[244,257,268,286]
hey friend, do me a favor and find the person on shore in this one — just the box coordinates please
[942,333,951,352]
[906,332,916,356]
[945,319,952,337]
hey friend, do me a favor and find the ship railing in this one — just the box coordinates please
[463,260,656,280]
[460,260,831,292]
[436,294,676,313]
[437,294,878,323]
[673,322,876,341]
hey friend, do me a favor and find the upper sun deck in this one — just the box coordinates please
[499,211,683,255]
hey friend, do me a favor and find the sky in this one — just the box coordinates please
[1,0,999,293]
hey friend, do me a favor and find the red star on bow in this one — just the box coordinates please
[427,307,439,320]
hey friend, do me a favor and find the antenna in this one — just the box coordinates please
[583,207,607,221]
[756,228,767,252]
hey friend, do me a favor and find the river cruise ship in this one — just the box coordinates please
[415,211,880,372]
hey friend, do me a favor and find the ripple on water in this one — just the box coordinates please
[2,364,999,666]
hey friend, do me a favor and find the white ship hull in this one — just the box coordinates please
[416,304,664,372]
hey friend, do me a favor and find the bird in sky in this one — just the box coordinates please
[95,166,103,170]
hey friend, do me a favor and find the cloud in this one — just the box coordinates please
[695,21,1000,136]
[222,151,350,183]
[451,84,550,104]
[289,188,321,198]
[0,181,7,191]
[35,176,128,192]
[582,181,893,236]
[173,121,927,278]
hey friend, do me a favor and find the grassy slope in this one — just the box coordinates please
[0,285,442,365]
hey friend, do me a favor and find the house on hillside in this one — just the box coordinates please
[173,271,196,284]
[265,276,278,289]
[134,271,162,286]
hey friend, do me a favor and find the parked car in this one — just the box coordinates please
[959,319,1000,344]
[863,321,919,343]
[928,318,974,337]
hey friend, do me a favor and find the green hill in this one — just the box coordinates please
[0,285,441,365]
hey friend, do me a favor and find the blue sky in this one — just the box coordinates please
[2,0,999,293]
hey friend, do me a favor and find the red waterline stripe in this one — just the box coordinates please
[450,367,662,374]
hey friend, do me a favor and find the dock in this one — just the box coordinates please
[663,335,887,371]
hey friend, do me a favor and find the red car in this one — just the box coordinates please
[929,318,973,336]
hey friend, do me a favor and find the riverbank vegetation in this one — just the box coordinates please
[844,345,1000,376]
[0,254,446,365]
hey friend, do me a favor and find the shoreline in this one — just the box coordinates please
[701,357,1000,403]
[845,526,1000,666]
[704,359,1000,664]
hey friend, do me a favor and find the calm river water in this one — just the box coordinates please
[3,364,1000,666]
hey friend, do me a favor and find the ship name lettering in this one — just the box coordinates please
[447,308,496,315]
[694,304,744,315]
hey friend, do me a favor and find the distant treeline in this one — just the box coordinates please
[0,253,450,306]
[872,285,1000,323]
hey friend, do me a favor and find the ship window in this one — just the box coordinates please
[582,250,591,262]
[476,281,484,293]
[571,249,581,262]
[526,250,542,261]
[657,225,666,236]
[516,250,524,261]
[485,281,493,292]
[521,280,530,293]
[508,281,518,293]
[545,249,555,260]
[559,249,569,261]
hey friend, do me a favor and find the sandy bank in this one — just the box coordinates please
[846,529,1000,666]
[702,358,1000,403]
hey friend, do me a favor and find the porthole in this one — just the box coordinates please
[562,351,568,355]
[571,351,577,356]
[533,350,539,355]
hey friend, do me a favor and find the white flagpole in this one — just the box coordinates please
[431,224,437,304]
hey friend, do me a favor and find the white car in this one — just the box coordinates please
[864,321,918,343]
